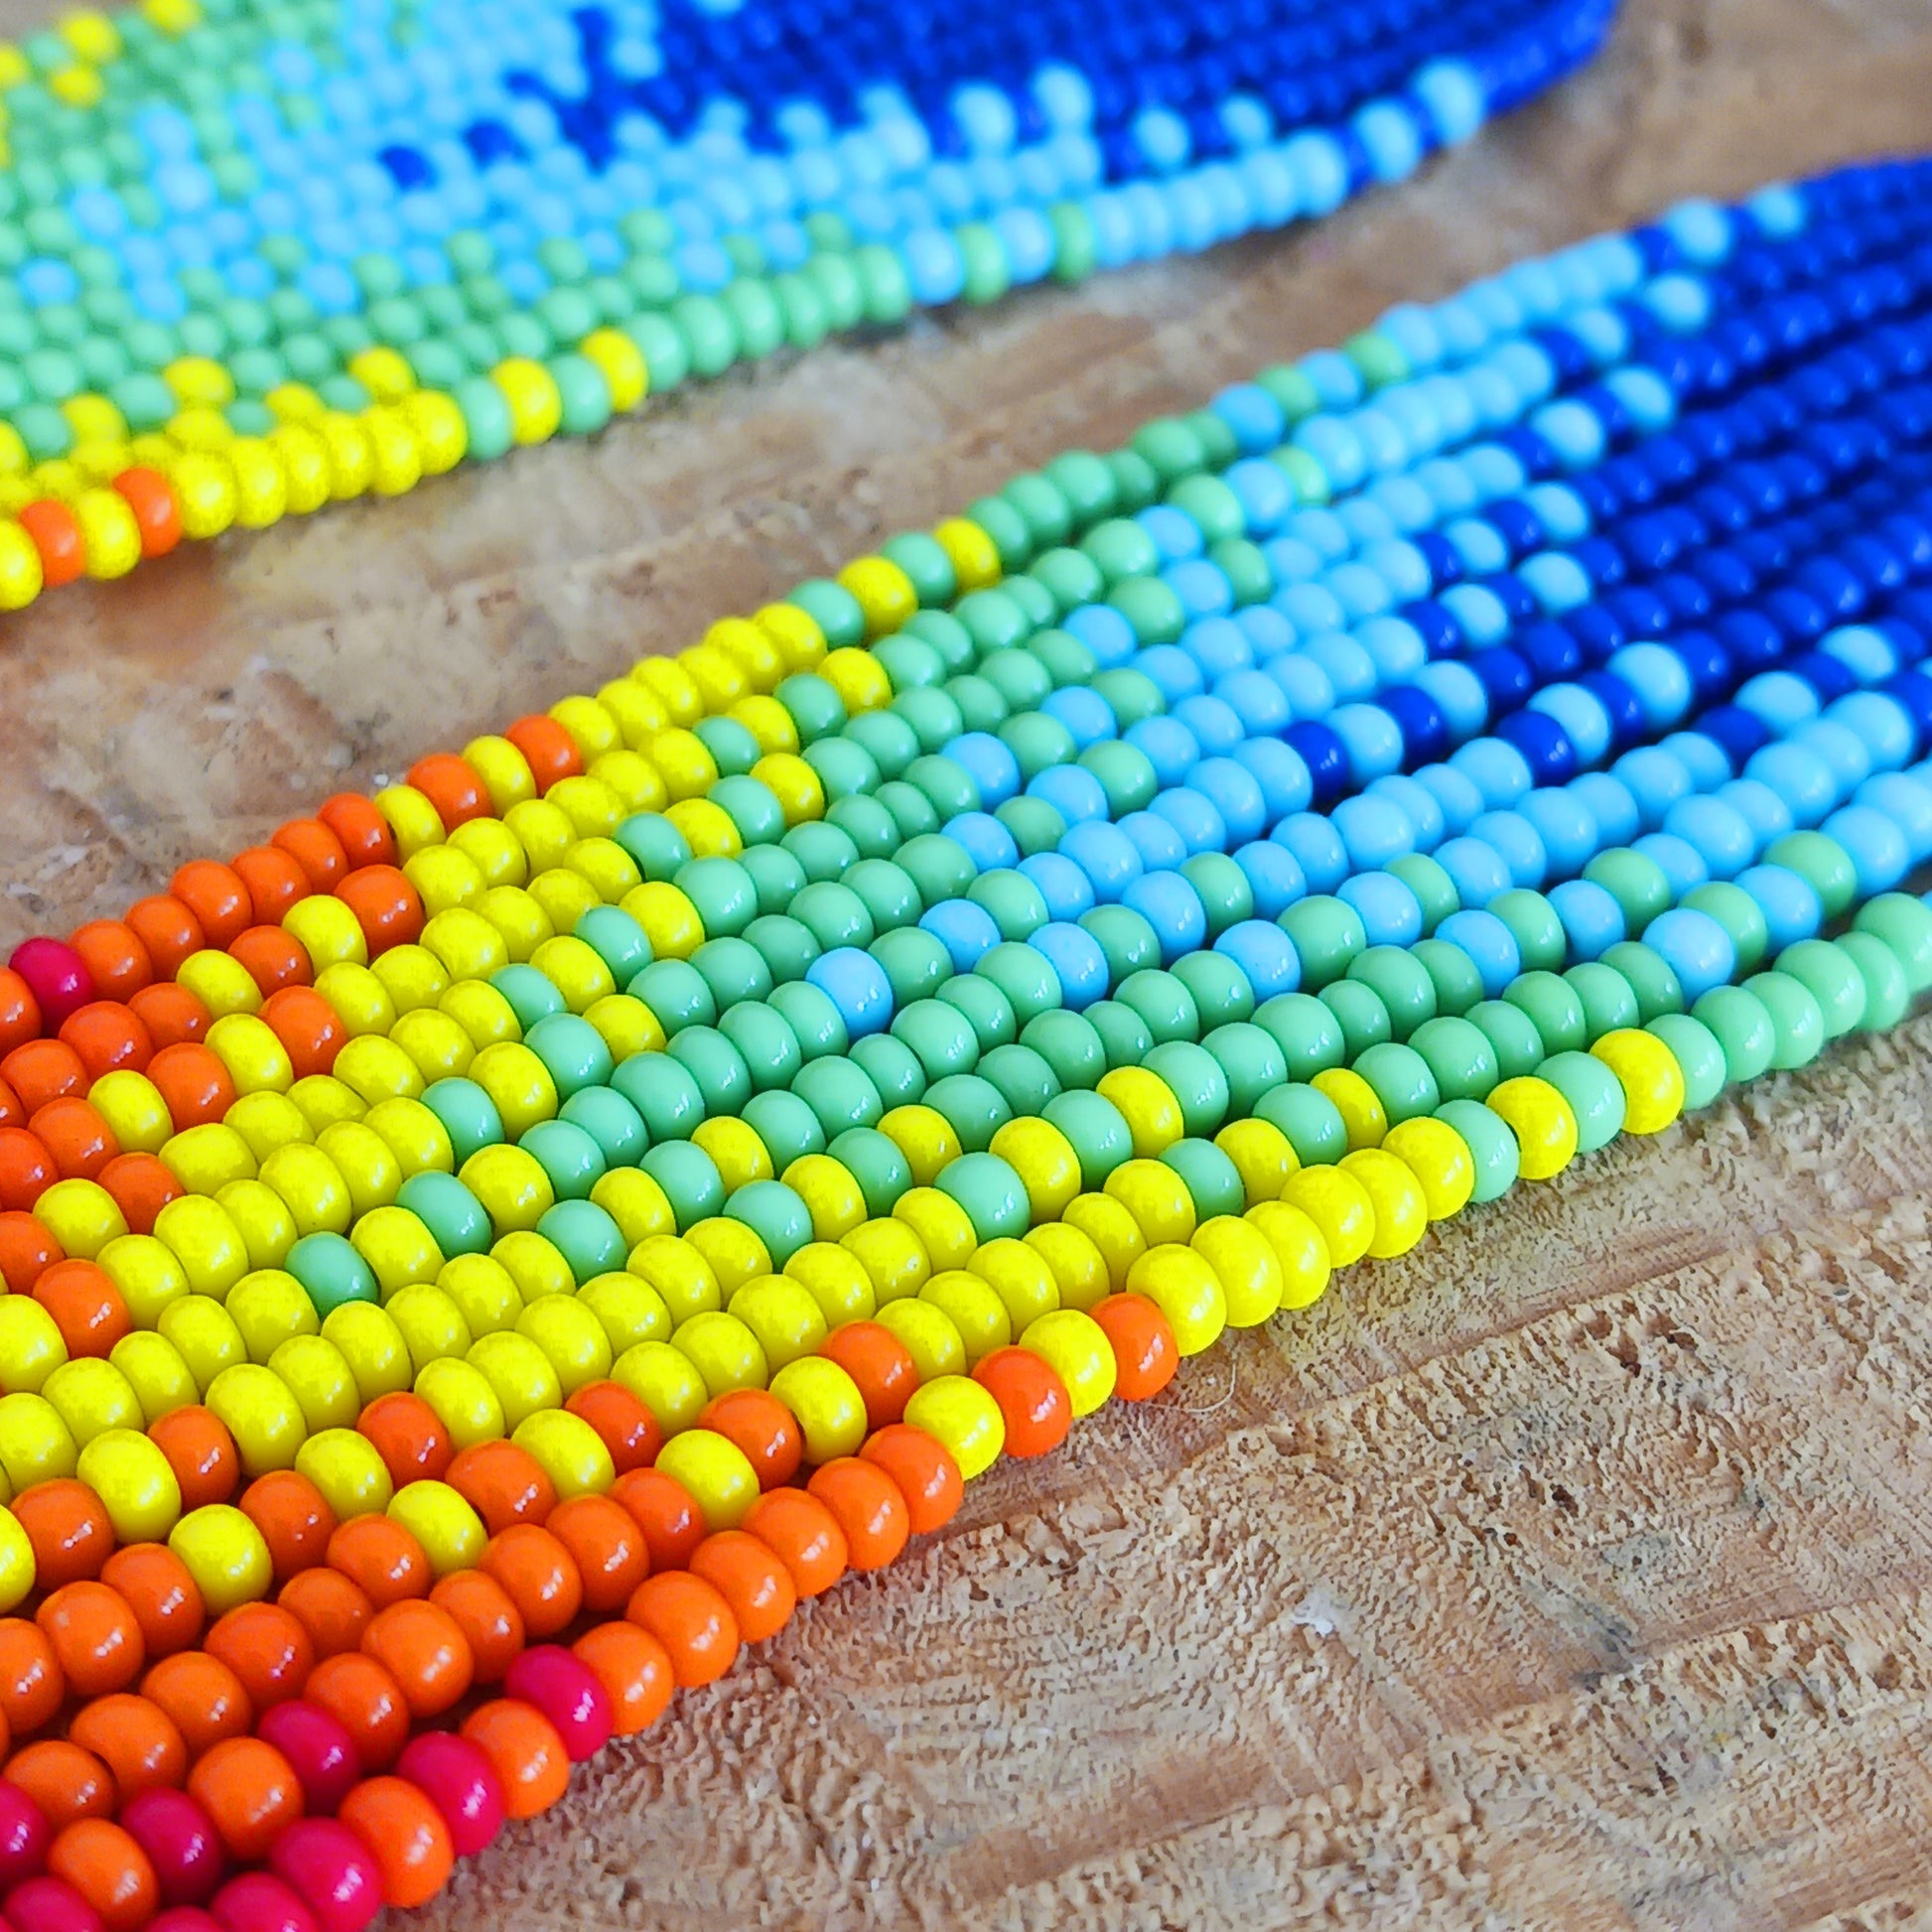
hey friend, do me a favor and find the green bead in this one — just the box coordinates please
[1108,577,1186,646]
[1387,855,1457,935]
[1564,962,1641,1042]
[1117,969,1198,1044]
[726,1181,814,1267]
[773,272,828,348]
[1318,979,1391,1059]
[395,1173,492,1259]
[1210,539,1272,608]
[628,312,689,391]
[981,649,1053,716]
[1437,1099,1520,1203]
[827,1129,912,1220]
[975,1043,1059,1120]
[1041,450,1116,528]
[1027,629,1098,691]
[1690,985,1774,1085]
[923,1073,1011,1153]
[956,224,1011,305]
[804,255,864,333]
[1086,999,1154,1071]
[285,1233,379,1318]
[879,530,955,608]
[1201,1023,1287,1119]
[1280,897,1366,991]
[939,974,1017,1053]
[691,717,760,778]
[1469,998,1548,1080]
[524,1014,615,1098]
[1504,970,1586,1055]
[709,776,786,851]
[1183,409,1239,468]
[1166,474,1245,543]
[825,795,898,861]
[1172,951,1254,1030]
[774,673,847,745]
[1645,1014,1726,1112]
[893,999,981,1081]
[839,859,918,935]
[1583,850,1672,931]
[612,1053,704,1142]
[1253,1083,1347,1168]
[869,929,950,1013]
[944,675,1006,736]
[1080,515,1158,583]
[740,849,807,919]
[1598,942,1685,1024]
[1411,938,1485,1016]
[804,738,882,806]
[1254,993,1344,1079]
[421,1080,503,1166]
[1001,574,1057,634]
[615,813,693,884]
[558,1088,649,1171]
[1489,890,1565,974]
[1004,473,1073,549]
[1079,740,1159,816]
[956,588,1033,654]
[976,941,1060,1025]
[1764,831,1858,920]
[1537,1050,1624,1154]
[967,871,1047,942]
[904,754,980,820]
[1345,945,1436,1039]
[1181,854,1253,938]
[1028,547,1106,615]
[1132,416,1206,484]
[897,833,976,908]
[1161,1139,1245,1221]
[630,960,715,1037]
[492,965,567,1031]
[792,1056,884,1138]
[1020,1010,1107,1091]
[1409,1016,1498,1102]
[520,1121,606,1201]
[1854,893,1932,994]
[847,1034,923,1111]
[1682,883,1768,975]
[1088,669,1165,733]
[667,1027,753,1115]
[1078,905,1160,988]
[873,639,945,696]
[1047,204,1098,284]
[1775,938,1864,1040]
[768,981,848,1060]
[1144,1040,1229,1136]
[674,858,758,939]
[1741,971,1825,1070]
[994,797,1064,860]
[1836,933,1907,1032]
[1042,1090,1133,1189]
[671,294,739,376]
[741,1091,823,1171]
[965,495,1033,571]
[454,376,514,461]
[788,882,871,953]
[722,277,784,357]
[1353,1041,1440,1127]
[999,711,1076,784]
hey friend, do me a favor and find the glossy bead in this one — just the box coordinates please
[392,1732,504,1858]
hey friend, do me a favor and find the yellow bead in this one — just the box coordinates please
[411,1358,504,1451]
[985,1117,1082,1224]
[919,1270,1010,1365]
[1061,1192,1146,1293]
[893,1186,977,1271]
[1380,1117,1475,1221]
[577,1273,671,1353]
[169,1505,271,1616]
[588,1169,675,1248]
[671,1310,767,1399]
[363,404,423,495]
[372,785,446,865]
[157,1296,244,1396]
[1590,1028,1685,1136]
[437,1255,521,1341]
[0,1508,33,1613]
[42,1357,141,1448]
[587,750,669,815]
[1214,1118,1299,1206]
[153,1194,250,1296]
[215,1170,300,1267]
[581,995,663,1065]
[0,1299,66,1395]
[902,1374,1004,1481]
[617,881,703,961]
[469,1039,560,1139]
[511,1409,613,1500]
[504,797,576,873]
[630,655,702,726]
[36,1178,127,1258]
[561,833,640,904]
[1125,1244,1227,1357]
[663,797,742,860]
[1245,1200,1331,1311]
[59,8,121,62]
[933,516,1003,592]
[782,1154,867,1241]
[228,1269,319,1363]
[1096,1067,1184,1158]
[626,1235,721,1324]
[595,679,669,750]
[405,846,484,917]
[652,1428,759,1533]
[387,1480,485,1576]
[528,934,615,1013]
[110,1332,198,1426]
[296,1428,394,1519]
[385,1284,471,1376]
[878,1105,961,1187]
[228,436,288,527]
[767,1356,867,1464]
[389,1008,476,1086]
[321,1303,413,1405]
[207,1362,308,1474]
[177,949,264,1021]
[477,887,553,964]
[1190,1215,1283,1327]
[1486,1076,1579,1181]
[88,1071,172,1156]
[818,646,891,715]
[728,693,798,756]
[268,424,332,513]
[839,1217,929,1305]
[872,1297,965,1383]
[464,736,538,815]
[1311,1067,1388,1151]
[0,520,42,609]
[492,1232,576,1307]
[349,1205,444,1297]
[611,1339,707,1436]
[286,898,369,972]
[314,964,394,1038]
[682,1218,770,1297]
[160,1124,256,1195]
[1020,1308,1116,1418]
[703,617,783,692]
[419,910,508,988]
[403,390,468,476]
[168,449,236,538]
[1280,1165,1376,1269]
[168,407,232,452]
[727,1276,827,1372]
[748,753,824,828]
[1102,1159,1196,1247]
[515,1296,613,1394]
[347,345,415,402]
[1023,1221,1111,1312]
[74,486,141,578]
[454,1147,550,1242]
[678,644,746,713]
[224,1094,313,1165]
[76,1429,182,1543]
[782,1242,874,1327]
[0,424,24,473]
[467,1331,562,1431]
[1339,1149,1428,1259]
[491,357,563,443]
[836,556,918,637]
[968,1237,1058,1332]
[318,411,374,499]
[165,355,234,406]
[0,1394,77,1490]
[259,1144,353,1238]
[581,328,647,411]
[691,1117,771,1195]
[439,978,521,1052]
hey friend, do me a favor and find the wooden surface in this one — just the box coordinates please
[7,1,1932,1924]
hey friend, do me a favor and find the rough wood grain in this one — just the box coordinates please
[6,0,1932,1923]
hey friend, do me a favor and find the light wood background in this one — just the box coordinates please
[7,0,1932,1924]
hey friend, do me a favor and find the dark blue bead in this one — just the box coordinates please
[1687,547,1759,603]
[1715,610,1788,674]
[1284,721,1349,809]
[1529,327,1595,387]
[1484,498,1546,559]
[1494,706,1578,784]
[1579,669,1648,749]
[1492,425,1560,482]
[1569,536,1626,591]
[1786,649,1859,703]
[1604,587,1674,639]
[1672,629,1733,703]
[1761,586,1833,642]
[1380,685,1449,768]
[377,144,435,191]
[1516,621,1585,682]
[1883,669,1932,749]
[1465,646,1534,712]
[1399,599,1465,658]
[1484,572,1541,626]
[1653,572,1715,623]
[1411,533,1464,591]
[1563,603,1630,663]
[1700,704,1772,766]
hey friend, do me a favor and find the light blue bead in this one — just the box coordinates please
[1235,839,1308,918]
[1263,652,1336,722]
[1340,870,1423,947]
[1120,810,1188,873]
[1327,559,1397,619]
[1352,408,1410,476]
[1823,804,1910,895]
[1489,338,1558,406]
[1662,198,1732,263]
[1302,634,1379,704]
[1299,349,1364,410]
[1463,364,1520,430]
[1283,509,1351,562]
[1122,717,1198,790]
[1164,559,1232,619]
[1414,58,1487,142]
[1569,773,1642,848]
[1330,702,1405,781]
[1632,831,1709,898]
[1738,863,1823,951]
[1365,477,1440,538]
[1030,920,1109,1010]
[1184,760,1263,842]
[1435,834,1512,908]
[1717,777,1794,851]
[1856,772,1932,861]
[1062,821,1143,901]
[1449,737,1534,810]
[1549,879,1625,962]
[1818,624,1897,682]
[1141,504,1204,562]
[1368,773,1445,851]
[1274,812,1349,895]
[1293,416,1367,494]
[1602,366,1676,433]
[1440,583,1511,646]
[1461,445,1528,500]
[1065,604,1138,668]
[1437,908,1521,997]
[1444,515,1510,577]
[1415,761,1487,837]
[1531,397,1607,468]
[1793,719,1872,799]
[806,946,894,1036]
[1745,183,1807,237]
[946,733,1022,806]
[1215,919,1301,999]
[1213,669,1292,738]
[1352,100,1423,182]
[1236,607,1297,657]
[1736,670,1818,734]
[1641,274,1712,333]
[1502,259,1565,322]
[1274,581,1348,635]
[1133,647,1204,707]
[1040,688,1117,753]
[1661,730,1732,792]
[922,898,1002,973]
[1519,552,1594,614]
[1331,795,1415,871]
[1173,694,1244,756]
[1472,809,1547,889]
[1356,618,1428,686]
[1334,498,1398,546]
[1518,788,1598,879]
[1611,747,1695,830]
[1643,907,1734,1002]
[1029,763,1109,827]
[1608,643,1694,730]
[1415,663,1491,745]
[1744,742,1837,826]
[1412,456,1480,516]
[1560,309,1628,369]
[1827,693,1913,772]
[1225,459,1294,534]
[1662,796,1753,880]
[945,811,1021,873]
[1020,852,1096,922]
[1123,869,1208,964]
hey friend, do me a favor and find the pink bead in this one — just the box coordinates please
[256,1704,360,1818]
[209,1875,317,1932]
[150,1912,223,1932]
[0,1784,49,1891]
[503,1645,613,1762]
[121,1789,226,1907]
[395,1733,504,1859]
[267,1820,380,1932]
[7,940,94,1033]
[3,1877,102,1932]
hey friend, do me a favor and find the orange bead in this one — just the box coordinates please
[3,1040,87,1115]
[141,1651,252,1762]
[405,755,490,832]
[741,1488,848,1599]
[146,1043,235,1133]
[258,988,345,1080]
[817,1320,918,1430]
[240,1471,338,1587]
[543,1495,646,1616]
[228,927,312,999]
[47,1818,158,1932]
[334,867,422,955]
[338,1774,453,1908]
[271,819,349,895]
[98,1545,205,1659]
[0,1206,62,1293]
[123,899,206,982]
[228,848,311,926]
[806,1460,907,1573]
[860,1425,963,1537]
[971,1347,1071,1458]
[33,1258,131,1358]
[355,1394,451,1493]
[60,1004,154,1081]
[0,1127,54,1212]
[15,1480,116,1588]
[204,1602,314,1713]
[324,1516,429,1610]
[688,1531,795,1644]
[1092,1294,1178,1401]
[30,1097,118,1182]
[127,982,210,1050]
[0,1074,20,1130]
[6,1740,115,1830]
[20,499,84,589]
[609,1468,704,1574]
[96,1153,185,1236]
[318,795,396,874]
[169,864,255,952]
[0,1617,65,1736]
[67,1694,187,1797]
[68,926,152,1007]
[446,1442,555,1537]
[36,1582,144,1698]
[303,1653,409,1772]
[698,1389,800,1490]
[458,1701,568,1820]
[277,1568,372,1662]
[571,1622,672,1739]
[149,1410,239,1513]
[359,1599,473,1720]
[0,969,45,1057]
[187,1735,303,1862]
[111,467,182,559]
[625,1572,738,1689]
[562,1381,660,1475]
[479,1524,580,1639]
[502,716,582,792]
[427,1570,523,1686]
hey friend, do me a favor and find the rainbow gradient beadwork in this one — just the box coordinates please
[0,0,1616,607]
[5,151,1932,1932]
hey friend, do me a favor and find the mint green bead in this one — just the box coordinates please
[803,254,864,332]
[1598,941,1685,1023]
[1564,962,1640,1041]
[740,847,806,917]
[980,649,1052,715]
[804,738,882,806]
[842,857,920,933]
[690,937,772,1012]
[622,253,680,311]
[1210,538,1272,607]
[1280,896,1366,990]
[956,587,1033,653]
[670,294,738,377]
[897,833,976,907]
[1028,548,1106,615]
[1107,447,1162,513]
[940,974,1017,1053]
[1182,853,1254,939]
[627,313,689,391]
[1201,1023,1287,1119]
[905,610,976,675]
[539,1200,626,1283]
[1143,1040,1229,1136]
[13,402,69,461]
[873,639,944,696]
[853,244,912,325]
[1162,1138,1245,1220]
[1039,451,1115,529]
[1776,938,1864,1040]
[109,371,176,432]
[549,353,612,435]
[1254,1082,1348,1168]
[1117,968,1197,1044]
[956,223,1011,305]
[994,797,1064,859]
[1490,890,1565,973]
[1681,884,1767,974]
[976,941,1060,1025]
[1469,998,1547,1080]
[691,717,760,778]
[285,1233,378,1318]
[1173,953,1253,1030]
[1354,1040,1440,1126]
[1132,416,1206,484]
[1085,1000,1153,1072]
[1742,971,1825,1069]
[1584,850,1672,931]
[586,275,638,325]
[1835,932,1907,1031]
[536,287,598,345]
[975,1043,1058,1120]
[741,1092,822,1173]
[1080,740,1158,815]
[1001,472,1072,551]
[1318,979,1390,1058]
[1082,905,1161,985]
[317,373,372,414]
[1108,577,1186,645]
[1080,515,1158,583]
[923,1073,1010,1153]
[227,399,275,437]
[1645,1014,1726,1111]
[1047,203,1098,284]
[1438,1098,1520,1203]
[792,1055,885,1139]
[964,494,1034,572]
[1765,831,1858,920]
[1345,330,1411,389]
[1854,893,1932,994]
[880,531,956,608]
[769,982,845,1063]
[22,347,79,404]
[999,573,1058,633]
[1409,1016,1498,1102]
[828,1129,913,1219]
[1183,410,1239,468]
[230,346,290,395]
[1021,1010,1107,1091]
[1167,474,1245,543]
[851,1035,924,1114]
[1345,945,1437,1039]
[1041,1090,1132,1188]
[791,578,867,650]
[1538,1050,1625,1153]
[452,376,513,460]
[967,872,1047,942]
[1254,993,1345,1079]
[1411,937,1485,1015]
[1504,970,1585,1053]
[894,999,980,1081]
[722,277,784,357]
[725,1181,814,1267]
[1690,985,1774,1085]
